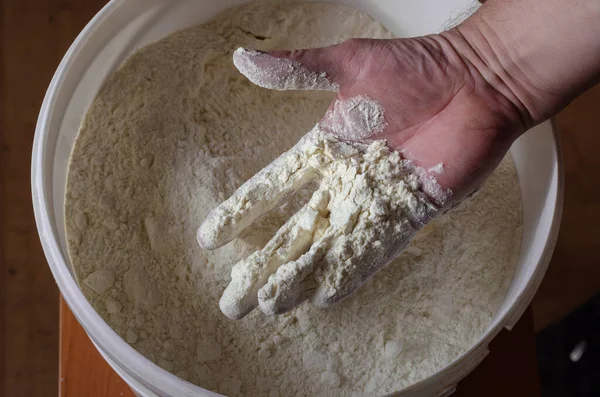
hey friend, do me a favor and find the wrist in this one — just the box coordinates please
[439,23,540,130]
[446,0,600,127]
[435,26,533,140]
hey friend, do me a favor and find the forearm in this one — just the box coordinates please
[446,0,600,126]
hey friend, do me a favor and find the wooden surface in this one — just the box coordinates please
[60,299,134,397]
[1,0,599,396]
[60,297,540,396]
[1,1,109,397]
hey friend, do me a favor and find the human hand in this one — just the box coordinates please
[198,36,530,319]
[235,37,530,201]
[199,128,436,319]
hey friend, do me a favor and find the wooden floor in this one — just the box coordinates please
[1,1,599,396]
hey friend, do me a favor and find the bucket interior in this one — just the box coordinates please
[33,0,560,395]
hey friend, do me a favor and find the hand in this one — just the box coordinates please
[198,36,530,319]
[199,129,436,319]
[243,37,530,201]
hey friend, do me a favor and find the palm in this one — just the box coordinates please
[299,38,526,203]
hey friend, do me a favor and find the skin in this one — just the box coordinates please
[265,0,600,205]
[270,37,523,205]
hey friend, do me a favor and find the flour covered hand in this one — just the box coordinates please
[198,125,439,319]
[198,35,531,319]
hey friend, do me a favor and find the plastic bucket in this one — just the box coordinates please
[31,0,563,396]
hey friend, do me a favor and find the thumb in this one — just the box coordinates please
[232,43,356,92]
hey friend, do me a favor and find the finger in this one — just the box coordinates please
[197,131,320,250]
[311,218,417,309]
[233,47,339,92]
[219,189,331,319]
[219,216,314,320]
[232,39,366,91]
[258,224,332,316]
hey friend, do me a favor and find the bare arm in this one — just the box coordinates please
[447,0,600,126]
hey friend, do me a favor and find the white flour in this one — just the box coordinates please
[65,2,522,396]
[322,95,388,141]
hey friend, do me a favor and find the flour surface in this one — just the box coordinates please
[65,2,522,396]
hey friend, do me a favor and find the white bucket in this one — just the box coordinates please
[31,0,563,396]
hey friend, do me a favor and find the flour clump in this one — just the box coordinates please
[65,2,522,396]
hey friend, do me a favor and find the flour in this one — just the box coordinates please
[65,2,522,396]
[322,95,388,141]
